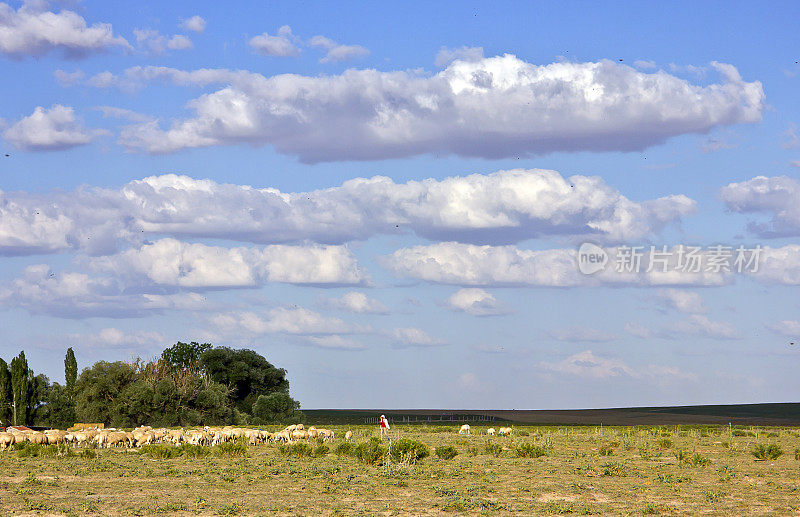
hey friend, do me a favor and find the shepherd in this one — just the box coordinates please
[379,414,390,440]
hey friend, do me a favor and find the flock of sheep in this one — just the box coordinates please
[458,424,513,436]
[0,423,338,450]
[0,423,514,451]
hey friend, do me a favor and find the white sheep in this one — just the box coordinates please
[487,428,496,436]
[458,424,471,435]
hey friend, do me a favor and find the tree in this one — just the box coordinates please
[200,347,291,414]
[252,392,302,424]
[75,361,137,426]
[10,351,29,425]
[161,341,211,372]
[0,359,11,424]
[64,348,77,400]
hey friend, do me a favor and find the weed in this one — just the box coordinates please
[752,444,782,461]
[515,443,546,458]
[435,445,459,460]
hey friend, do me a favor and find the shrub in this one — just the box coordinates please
[484,443,503,457]
[687,453,711,466]
[140,444,181,459]
[14,442,42,457]
[435,445,458,460]
[516,430,530,437]
[732,430,755,437]
[80,449,97,459]
[599,444,614,456]
[313,445,330,457]
[794,448,800,461]
[515,443,546,458]
[354,439,386,465]
[752,444,782,461]
[215,441,247,457]
[279,442,312,457]
[600,462,626,477]
[335,442,354,456]
[179,444,211,458]
[390,439,429,462]
[657,438,673,449]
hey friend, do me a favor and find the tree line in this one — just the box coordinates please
[0,342,302,429]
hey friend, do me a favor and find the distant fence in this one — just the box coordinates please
[363,414,499,424]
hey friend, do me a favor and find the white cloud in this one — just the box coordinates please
[445,288,508,316]
[3,104,106,151]
[96,106,151,122]
[548,326,617,342]
[701,137,734,153]
[87,70,118,88]
[381,243,731,288]
[434,46,484,67]
[0,170,695,257]
[624,322,653,339]
[765,320,800,338]
[70,328,165,349]
[720,176,800,237]
[54,69,84,86]
[308,35,368,63]
[134,29,192,55]
[655,289,707,314]
[112,56,764,161]
[0,264,208,318]
[210,306,359,337]
[249,25,299,57]
[633,60,657,70]
[662,314,739,340]
[541,350,695,381]
[0,2,129,58]
[390,327,446,347]
[180,15,206,34]
[320,292,389,314]
[88,238,369,288]
[302,335,366,351]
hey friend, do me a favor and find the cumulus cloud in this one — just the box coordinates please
[548,326,618,342]
[434,45,484,67]
[88,238,369,288]
[655,289,707,314]
[444,288,508,316]
[53,68,84,86]
[248,25,299,56]
[3,105,106,151]
[70,328,165,349]
[390,327,446,347]
[624,322,653,338]
[0,1,129,58]
[720,176,800,237]
[134,29,192,55]
[0,264,208,318]
[662,314,739,340]
[541,350,694,380]
[111,56,764,161]
[210,306,361,337]
[765,320,800,338]
[381,243,733,288]
[180,15,205,34]
[320,292,389,314]
[308,35,368,63]
[0,170,694,257]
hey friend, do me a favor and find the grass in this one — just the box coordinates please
[1,423,799,515]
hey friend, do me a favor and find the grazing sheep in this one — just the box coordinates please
[487,428,496,436]
[0,432,15,450]
[344,430,353,441]
[498,427,512,436]
[458,424,471,435]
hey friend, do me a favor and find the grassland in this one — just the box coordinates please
[2,424,800,516]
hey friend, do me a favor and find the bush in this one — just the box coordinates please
[140,444,181,459]
[335,442,354,456]
[733,430,755,437]
[687,453,711,466]
[657,438,673,449]
[794,448,800,461]
[313,445,330,457]
[279,442,312,457]
[215,441,247,457]
[354,438,386,465]
[516,430,530,437]
[435,445,458,460]
[599,444,614,456]
[752,444,782,461]
[14,441,42,457]
[390,439,429,462]
[484,443,503,457]
[515,443,546,458]
[179,443,211,458]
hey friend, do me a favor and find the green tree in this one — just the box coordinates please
[201,347,290,414]
[75,361,137,426]
[251,392,302,424]
[161,341,211,372]
[0,358,11,424]
[45,383,75,429]
[64,348,77,400]
[10,351,29,425]
[27,372,50,424]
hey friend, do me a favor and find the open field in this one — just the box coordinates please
[2,424,800,516]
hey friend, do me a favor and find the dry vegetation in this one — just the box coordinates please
[1,424,799,516]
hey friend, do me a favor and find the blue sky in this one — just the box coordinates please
[1,0,799,410]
